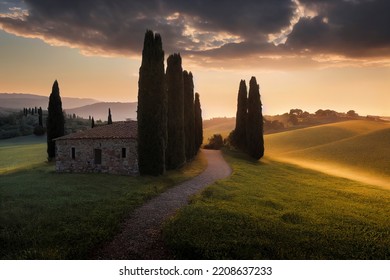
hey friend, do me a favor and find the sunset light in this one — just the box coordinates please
[1,1,390,275]
[0,0,389,117]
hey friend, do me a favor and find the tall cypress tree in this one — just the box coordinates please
[194,92,203,153]
[166,53,186,170]
[46,80,65,160]
[38,107,43,127]
[246,76,264,160]
[137,30,167,175]
[234,80,248,150]
[108,108,113,124]
[183,70,196,161]
[91,117,95,128]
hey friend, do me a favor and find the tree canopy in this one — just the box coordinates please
[246,76,264,160]
[194,92,203,152]
[183,70,196,161]
[137,30,167,175]
[108,108,113,124]
[47,80,65,160]
[231,77,264,160]
[166,53,186,170]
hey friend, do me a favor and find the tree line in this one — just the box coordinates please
[137,30,203,176]
[33,31,268,167]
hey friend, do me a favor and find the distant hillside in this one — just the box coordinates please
[265,120,390,187]
[203,117,235,141]
[0,93,99,110]
[0,107,19,116]
[66,102,137,121]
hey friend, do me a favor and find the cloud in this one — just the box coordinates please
[0,0,293,56]
[286,0,390,57]
[0,0,389,67]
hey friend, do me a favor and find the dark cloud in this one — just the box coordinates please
[0,0,390,64]
[0,0,293,57]
[286,0,390,57]
[172,0,294,37]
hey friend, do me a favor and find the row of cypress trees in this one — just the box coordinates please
[45,31,204,171]
[137,30,203,176]
[232,77,264,160]
[23,107,44,126]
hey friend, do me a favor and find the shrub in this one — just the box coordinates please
[33,125,46,136]
[204,134,223,150]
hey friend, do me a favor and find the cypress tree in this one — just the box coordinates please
[137,30,167,175]
[183,70,196,161]
[38,107,43,127]
[246,76,264,160]
[194,92,203,153]
[234,80,248,150]
[108,108,113,124]
[91,117,95,128]
[47,80,65,160]
[165,53,186,170]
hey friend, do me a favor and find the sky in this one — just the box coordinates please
[0,0,389,118]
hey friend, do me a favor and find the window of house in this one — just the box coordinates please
[94,149,102,164]
[71,147,76,159]
[122,148,126,158]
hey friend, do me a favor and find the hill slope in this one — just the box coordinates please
[0,93,99,110]
[0,93,137,121]
[265,120,390,188]
[66,102,137,121]
[203,117,235,141]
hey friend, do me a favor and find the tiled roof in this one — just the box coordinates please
[55,121,137,140]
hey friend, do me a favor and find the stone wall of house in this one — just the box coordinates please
[55,138,138,175]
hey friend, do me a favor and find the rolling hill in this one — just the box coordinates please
[0,93,137,121]
[66,102,137,121]
[203,117,235,141]
[0,93,99,110]
[264,120,390,188]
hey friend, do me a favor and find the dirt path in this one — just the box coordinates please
[93,149,232,259]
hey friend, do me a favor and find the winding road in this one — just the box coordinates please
[93,149,232,259]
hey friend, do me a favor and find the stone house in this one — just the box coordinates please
[54,121,138,175]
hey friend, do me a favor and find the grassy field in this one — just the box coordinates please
[0,138,207,259]
[0,135,46,174]
[163,149,390,259]
[265,120,390,185]
[265,120,388,154]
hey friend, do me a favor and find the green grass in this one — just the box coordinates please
[163,149,390,259]
[286,127,390,177]
[265,120,390,181]
[0,142,207,259]
[265,120,388,155]
[0,135,46,174]
[0,135,46,146]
